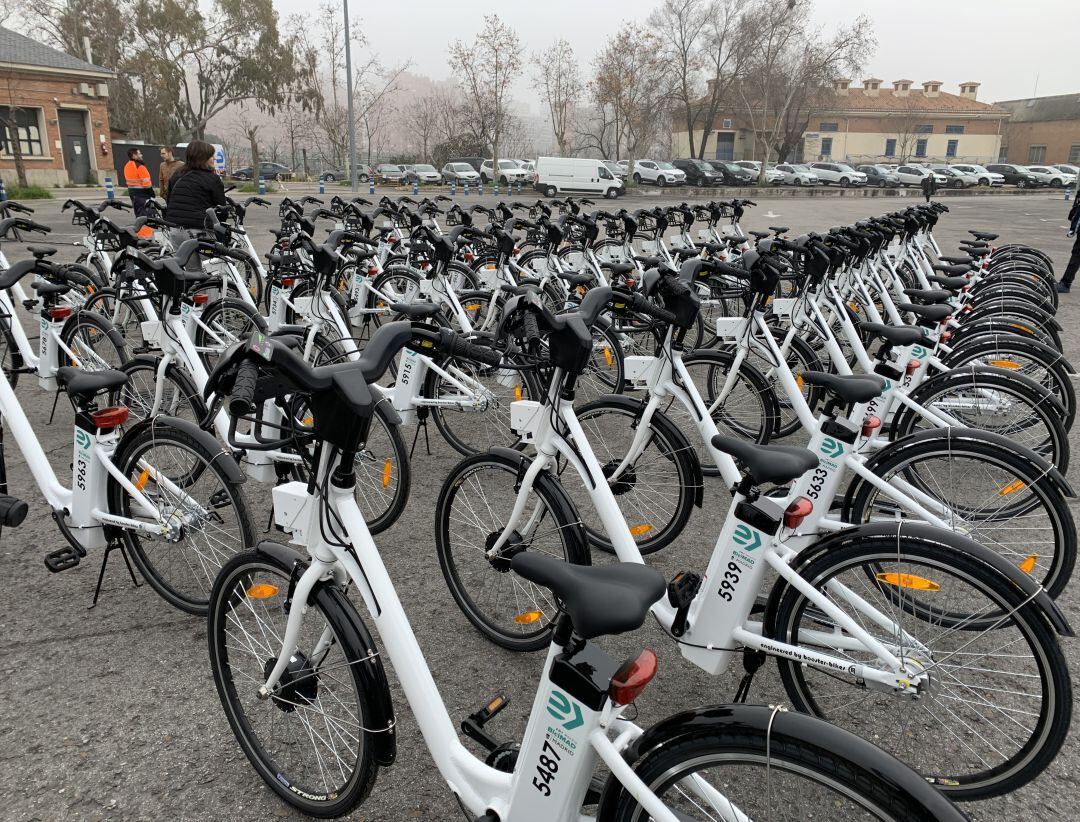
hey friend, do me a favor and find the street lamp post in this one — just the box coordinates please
[344,0,358,192]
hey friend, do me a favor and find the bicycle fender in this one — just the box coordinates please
[253,539,398,766]
[764,521,1073,638]
[576,394,703,508]
[596,703,967,822]
[150,414,246,484]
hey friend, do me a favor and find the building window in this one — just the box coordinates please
[884,138,896,157]
[1027,145,1046,164]
[0,106,44,157]
[945,125,965,135]
[915,139,927,157]
[722,118,733,129]
[946,139,958,158]
[914,124,933,134]
[820,137,833,157]
[819,122,839,132]
[1070,145,1080,164]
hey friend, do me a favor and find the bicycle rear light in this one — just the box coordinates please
[861,415,881,437]
[610,649,658,706]
[783,497,813,529]
[905,359,921,375]
[90,406,130,429]
[48,306,73,320]
[192,293,210,306]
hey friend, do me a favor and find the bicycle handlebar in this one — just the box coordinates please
[229,360,259,416]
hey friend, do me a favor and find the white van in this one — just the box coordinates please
[534,157,623,199]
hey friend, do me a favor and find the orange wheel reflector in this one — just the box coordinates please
[989,360,1020,370]
[998,480,1026,496]
[302,415,314,426]
[630,524,654,537]
[848,301,860,312]
[135,468,150,491]
[247,583,279,599]
[795,374,805,390]
[1019,555,1037,574]
[514,385,523,401]
[875,572,941,592]
[86,285,95,294]
[514,610,544,625]
[1010,323,1033,333]
[603,347,613,368]
[382,459,393,488]
[467,303,481,312]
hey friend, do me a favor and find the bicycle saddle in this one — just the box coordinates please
[858,322,929,347]
[937,255,974,266]
[31,279,70,297]
[968,230,998,241]
[710,436,820,485]
[672,247,699,260]
[389,301,441,320]
[558,272,595,288]
[895,302,952,323]
[902,288,952,304]
[28,245,57,258]
[510,552,665,640]
[55,367,128,403]
[599,261,636,277]
[926,275,968,290]
[798,371,887,404]
[931,263,971,276]
[749,230,769,240]
[769,226,789,234]
[701,243,725,255]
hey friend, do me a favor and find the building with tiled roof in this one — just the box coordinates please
[672,78,1009,165]
[0,26,114,187]
[995,93,1080,166]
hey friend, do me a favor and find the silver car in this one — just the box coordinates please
[441,162,481,185]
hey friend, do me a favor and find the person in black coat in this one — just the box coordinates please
[1055,195,1080,293]
[921,171,937,202]
[165,139,227,229]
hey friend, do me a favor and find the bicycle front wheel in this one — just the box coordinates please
[110,420,254,614]
[208,550,381,817]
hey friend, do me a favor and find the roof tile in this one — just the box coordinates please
[0,26,113,76]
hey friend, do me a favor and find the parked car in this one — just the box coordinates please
[319,164,371,183]
[702,160,754,185]
[1052,164,1079,182]
[774,163,818,186]
[602,160,627,180]
[441,162,481,185]
[734,161,784,184]
[856,164,901,187]
[534,156,623,199]
[480,159,530,185]
[447,156,484,173]
[374,163,406,184]
[985,164,1042,188]
[231,162,293,181]
[809,162,867,187]
[947,163,1004,186]
[404,164,442,185]
[893,165,947,187]
[519,160,536,174]
[929,166,978,188]
[633,159,686,187]
[1025,165,1072,188]
[672,158,724,186]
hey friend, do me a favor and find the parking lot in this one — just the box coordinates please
[1,192,1079,820]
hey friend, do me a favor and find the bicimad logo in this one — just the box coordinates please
[732,523,762,550]
[912,345,927,360]
[75,430,91,450]
[547,689,583,730]
[820,437,843,458]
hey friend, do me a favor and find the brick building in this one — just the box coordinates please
[0,27,114,187]
[673,78,1008,165]
[995,94,1080,166]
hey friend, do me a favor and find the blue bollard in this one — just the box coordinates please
[412,178,419,196]
[451,180,457,197]
[478,182,484,196]
[494,182,500,197]
[464,182,470,196]
[369,176,375,195]
[104,175,115,200]
[319,179,326,195]
[0,178,6,202]
[258,176,266,195]
[516,180,522,194]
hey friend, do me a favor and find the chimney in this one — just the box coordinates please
[922,80,942,98]
[959,81,980,101]
[892,79,913,98]
[82,36,93,65]
[833,78,850,96]
[862,78,882,97]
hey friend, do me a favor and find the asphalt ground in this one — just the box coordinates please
[1,192,1078,821]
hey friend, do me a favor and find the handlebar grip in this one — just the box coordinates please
[442,330,503,367]
[521,310,540,343]
[0,492,28,527]
[630,293,677,325]
[229,360,259,417]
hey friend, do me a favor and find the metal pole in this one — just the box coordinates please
[343,0,358,193]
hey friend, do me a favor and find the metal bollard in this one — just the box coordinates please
[464,182,470,196]
[258,176,267,195]
[104,175,115,200]
[516,180,522,194]
[0,178,6,202]
[479,181,484,196]
[319,179,326,195]
[412,177,419,195]
[494,182,500,197]
[369,176,375,195]
[451,180,457,196]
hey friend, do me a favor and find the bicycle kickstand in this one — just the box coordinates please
[733,649,767,703]
[89,540,142,609]
[409,412,432,458]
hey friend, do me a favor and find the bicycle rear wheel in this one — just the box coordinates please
[59,310,128,371]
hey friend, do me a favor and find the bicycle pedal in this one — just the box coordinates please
[462,694,510,752]
[44,546,81,572]
[668,572,701,638]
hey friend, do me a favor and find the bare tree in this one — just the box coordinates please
[0,73,29,187]
[403,96,440,161]
[533,38,581,156]
[695,0,753,159]
[448,14,523,177]
[649,0,710,157]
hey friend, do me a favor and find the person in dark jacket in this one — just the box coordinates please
[1054,195,1080,293]
[165,140,227,229]
[921,171,937,202]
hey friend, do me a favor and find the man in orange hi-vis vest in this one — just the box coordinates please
[123,147,155,238]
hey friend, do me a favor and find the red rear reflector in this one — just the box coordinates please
[939,330,952,342]
[281,277,295,287]
[464,252,474,262]
[192,293,210,306]
[906,359,921,375]
[90,406,130,428]
[49,306,73,320]
[783,496,813,529]
[861,415,882,437]
[609,649,658,706]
